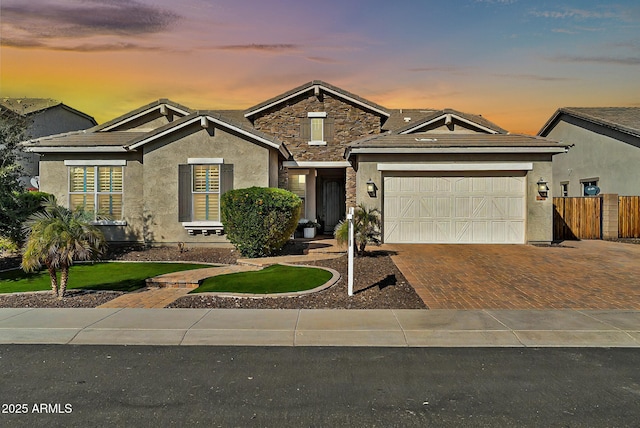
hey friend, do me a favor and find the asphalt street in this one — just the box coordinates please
[1,346,639,427]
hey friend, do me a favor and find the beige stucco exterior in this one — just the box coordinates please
[547,119,640,196]
[37,122,280,245]
[353,153,555,243]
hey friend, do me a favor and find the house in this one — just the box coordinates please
[24,81,566,245]
[0,98,97,185]
[347,119,565,244]
[538,107,640,197]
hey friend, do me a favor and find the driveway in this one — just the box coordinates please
[385,240,640,310]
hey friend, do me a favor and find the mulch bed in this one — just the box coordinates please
[0,244,426,309]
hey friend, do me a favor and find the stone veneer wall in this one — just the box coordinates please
[252,92,381,205]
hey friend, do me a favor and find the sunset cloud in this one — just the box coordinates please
[0,0,179,45]
[408,66,465,73]
[305,56,340,64]
[529,7,622,20]
[214,44,301,53]
[548,54,640,65]
[492,73,573,82]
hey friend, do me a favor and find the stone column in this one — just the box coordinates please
[601,194,619,240]
[346,167,357,209]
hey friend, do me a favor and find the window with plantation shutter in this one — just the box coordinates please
[179,161,233,232]
[192,164,220,221]
[69,166,123,220]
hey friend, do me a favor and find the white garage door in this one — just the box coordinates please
[383,175,526,244]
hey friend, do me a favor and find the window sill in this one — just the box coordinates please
[91,220,127,226]
[182,221,224,236]
[308,141,327,146]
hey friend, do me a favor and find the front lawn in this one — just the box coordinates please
[192,264,332,294]
[0,262,212,293]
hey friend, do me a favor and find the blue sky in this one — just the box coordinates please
[1,0,638,132]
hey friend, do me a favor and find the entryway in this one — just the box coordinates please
[316,169,346,234]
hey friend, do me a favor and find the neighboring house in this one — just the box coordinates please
[0,98,97,185]
[24,81,566,245]
[538,107,640,197]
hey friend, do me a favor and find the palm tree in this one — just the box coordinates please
[334,203,382,256]
[21,196,107,299]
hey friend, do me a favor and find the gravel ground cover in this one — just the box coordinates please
[0,242,426,309]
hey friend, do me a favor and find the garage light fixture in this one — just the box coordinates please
[366,178,377,197]
[537,177,549,198]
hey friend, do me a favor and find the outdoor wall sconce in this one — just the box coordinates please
[366,178,377,197]
[537,177,549,198]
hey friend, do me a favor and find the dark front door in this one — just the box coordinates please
[323,180,342,233]
[317,169,346,234]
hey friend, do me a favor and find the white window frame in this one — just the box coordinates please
[67,164,125,225]
[288,172,307,218]
[581,178,599,196]
[560,182,569,197]
[191,163,221,223]
[308,112,327,146]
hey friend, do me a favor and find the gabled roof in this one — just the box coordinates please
[25,108,290,158]
[393,108,508,135]
[95,99,192,132]
[244,80,390,119]
[538,107,640,139]
[345,133,566,159]
[0,97,97,124]
[23,129,142,152]
[382,109,439,132]
[126,111,290,158]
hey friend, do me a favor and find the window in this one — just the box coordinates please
[288,173,306,217]
[178,161,233,232]
[310,118,324,142]
[582,179,598,196]
[304,112,331,145]
[560,182,569,197]
[192,164,220,221]
[69,166,123,220]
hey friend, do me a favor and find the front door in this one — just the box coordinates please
[316,168,346,234]
[323,180,342,233]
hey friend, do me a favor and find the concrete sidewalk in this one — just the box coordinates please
[0,308,638,347]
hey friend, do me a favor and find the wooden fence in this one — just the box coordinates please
[619,196,640,238]
[553,197,601,240]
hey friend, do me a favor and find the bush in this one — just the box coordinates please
[0,191,51,247]
[221,187,301,258]
[334,203,381,256]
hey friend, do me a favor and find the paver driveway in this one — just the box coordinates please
[385,240,640,310]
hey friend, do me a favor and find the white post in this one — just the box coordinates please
[347,206,354,296]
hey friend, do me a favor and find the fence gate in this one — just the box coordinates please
[553,197,601,240]
[619,196,640,238]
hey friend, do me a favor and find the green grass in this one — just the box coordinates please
[0,262,212,293]
[192,264,332,294]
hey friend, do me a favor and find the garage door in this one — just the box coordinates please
[383,175,526,243]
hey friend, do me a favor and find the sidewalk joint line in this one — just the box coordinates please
[391,309,410,347]
[68,308,125,344]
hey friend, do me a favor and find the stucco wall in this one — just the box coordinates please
[141,123,272,245]
[548,118,640,196]
[352,153,555,243]
[38,123,276,245]
[27,106,95,139]
[20,106,97,179]
[37,152,144,243]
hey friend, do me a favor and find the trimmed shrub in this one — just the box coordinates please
[221,187,301,258]
[0,191,51,248]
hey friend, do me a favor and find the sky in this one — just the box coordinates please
[1,0,639,134]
